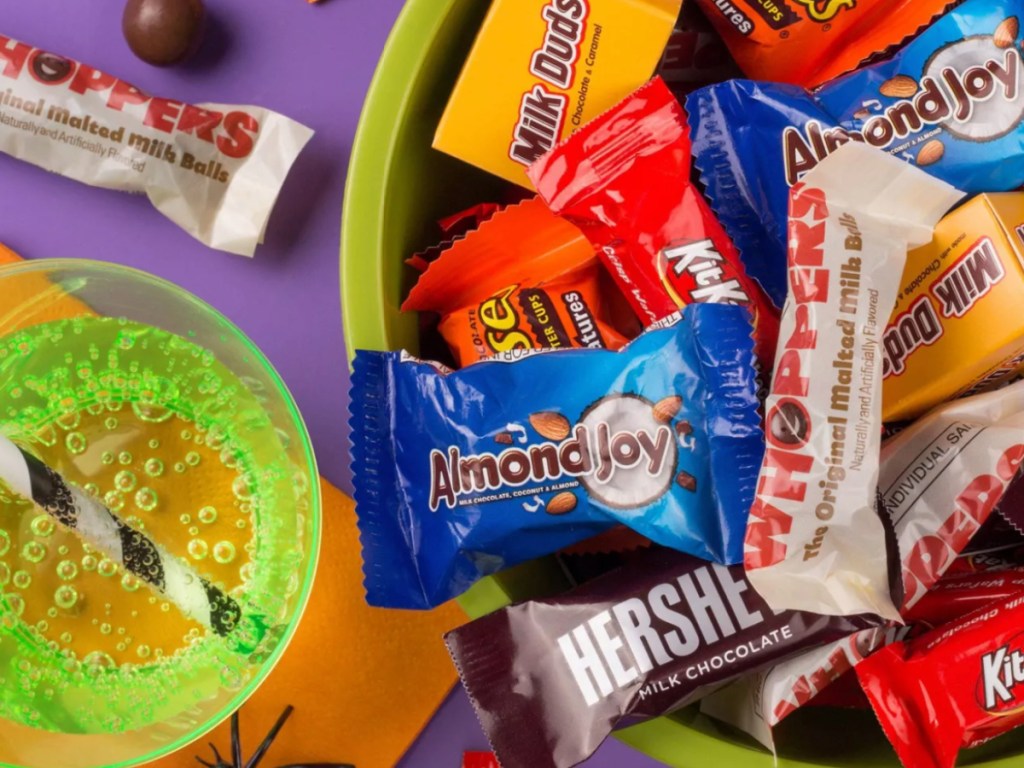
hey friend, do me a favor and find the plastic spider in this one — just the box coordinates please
[195,705,355,768]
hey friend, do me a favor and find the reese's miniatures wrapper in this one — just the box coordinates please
[402,198,631,367]
[884,193,1024,422]
[445,547,877,768]
[746,143,962,621]
[857,590,1024,768]
[350,304,763,609]
[0,34,312,256]
[433,0,682,188]
[405,203,503,274]
[688,0,1024,307]
[530,78,780,367]
[693,0,953,89]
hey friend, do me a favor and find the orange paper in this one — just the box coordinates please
[0,243,94,321]
[147,481,465,768]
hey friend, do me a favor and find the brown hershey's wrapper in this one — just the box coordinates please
[445,548,877,768]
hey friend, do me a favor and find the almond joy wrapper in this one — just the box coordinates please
[349,304,763,609]
[688,0,1024,306]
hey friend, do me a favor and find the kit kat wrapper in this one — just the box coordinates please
[445,547,876,768]
[858,591,1024,768]
[530,78,780,369]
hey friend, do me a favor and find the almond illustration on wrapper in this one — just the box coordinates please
[995,16,1020,49]
[676,471,697,492]
[530,412,571,441]
[879,75,918,98]
[916,140,945,166]
[652,396,683,424]
[546,492,577,515]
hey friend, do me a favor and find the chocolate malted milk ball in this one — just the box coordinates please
[123,0,205,67]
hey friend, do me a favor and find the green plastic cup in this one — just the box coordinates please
[0,260,320,768]
[340,1,1024,765]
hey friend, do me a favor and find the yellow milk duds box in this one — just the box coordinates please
[433,0,682,188]
[883,193,1024,423]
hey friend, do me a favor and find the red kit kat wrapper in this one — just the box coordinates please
[529,78,779,369]
[445,547,875,768]
[858,591,1024,768]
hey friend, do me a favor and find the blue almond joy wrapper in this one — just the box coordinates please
[349,304,765,609]
[687,0,1024,308]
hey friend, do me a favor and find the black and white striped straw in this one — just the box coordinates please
[0,433,242,637]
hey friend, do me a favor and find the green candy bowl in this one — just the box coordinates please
[340,1,1024,765]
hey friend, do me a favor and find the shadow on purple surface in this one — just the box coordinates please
[182,10,235,73]
[398,689,669,768]
[264,141,346,256]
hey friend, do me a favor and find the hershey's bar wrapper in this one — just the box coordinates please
[446,546,876,768]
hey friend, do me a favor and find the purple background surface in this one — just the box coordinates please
[0,2,664,767]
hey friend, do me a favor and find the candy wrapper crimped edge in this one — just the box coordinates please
[444,611,515,766]
[686,82,795,308]
[350,350,429,609]
[689,305,765,564]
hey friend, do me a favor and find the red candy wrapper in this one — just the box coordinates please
[948,547,1024,577]
[529,77,779,369]
[902,569,1024,629]
[462,753,499,768]
[858,591,1024,768]
[406,204,504,273]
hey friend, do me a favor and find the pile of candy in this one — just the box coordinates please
[350,1,1024,767]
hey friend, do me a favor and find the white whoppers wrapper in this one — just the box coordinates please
[744,143,964,620]
[703,377,1024,747]
[0,34,313,256]
[699,627,888,750]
